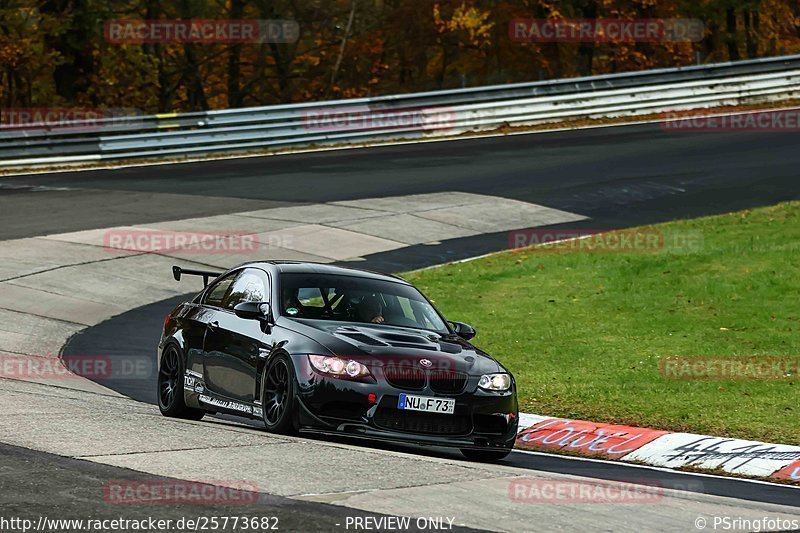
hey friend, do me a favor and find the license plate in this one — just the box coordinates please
[397,393,455,414]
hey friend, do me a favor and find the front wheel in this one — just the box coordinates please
[460,448,512,462]
[261,354,297,434]
[157,345,204,420]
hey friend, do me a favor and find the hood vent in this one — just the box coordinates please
[338,332,388,346]
[335,325,443,349]
[386,341,439,351]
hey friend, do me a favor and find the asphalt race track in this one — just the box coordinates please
[5,122,800,236]
[3,120,800,531]
[0,442,470,532]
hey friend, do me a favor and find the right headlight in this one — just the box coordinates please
[478,373,512,391]
[308,355,371,379]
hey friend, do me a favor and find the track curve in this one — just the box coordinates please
[5,118,800,530]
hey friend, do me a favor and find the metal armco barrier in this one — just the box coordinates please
[2,54,800,168]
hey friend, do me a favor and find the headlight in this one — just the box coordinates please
[478,373,512,391]
[308,355,371,378]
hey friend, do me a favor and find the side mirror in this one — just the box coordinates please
[450,321,476,340]
[234,301,271,322]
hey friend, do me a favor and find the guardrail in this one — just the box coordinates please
[3,54,800,168]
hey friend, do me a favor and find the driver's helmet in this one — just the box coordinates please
[356,294,382,322]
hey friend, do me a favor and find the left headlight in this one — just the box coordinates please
[478,373,512,391]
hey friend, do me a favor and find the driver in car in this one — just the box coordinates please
[357,295,384,324]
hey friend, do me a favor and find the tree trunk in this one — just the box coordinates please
[726,7,740,61]
[143,0,172,112]
[576,1,597,76]
[744,10,758,59]
[227,0,245,108]
[328,0,357,96]
[42,0,96,103]
[180,0,208,111]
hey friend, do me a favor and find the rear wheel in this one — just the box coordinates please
[158,345,204,420]
[261,354,297,434]
[460,448,512,462]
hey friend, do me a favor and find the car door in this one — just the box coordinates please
[182,272,238,375]
[202,268,272,403]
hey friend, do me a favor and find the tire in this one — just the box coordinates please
[460,448,512,462]
[157,344,205,420]
[261,353,297,434]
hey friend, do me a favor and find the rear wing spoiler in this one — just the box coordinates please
[172,265,223,287]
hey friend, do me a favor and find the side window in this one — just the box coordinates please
[223,269,269,310]
[202,273,237,308]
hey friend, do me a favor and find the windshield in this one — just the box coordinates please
[279,273,449,334]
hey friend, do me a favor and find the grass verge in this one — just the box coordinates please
[404,201,800,445]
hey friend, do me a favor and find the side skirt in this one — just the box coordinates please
[183,371,264,419]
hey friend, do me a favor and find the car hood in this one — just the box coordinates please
[278,318,504,375]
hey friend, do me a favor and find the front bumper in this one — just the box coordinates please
[294,360,519,450]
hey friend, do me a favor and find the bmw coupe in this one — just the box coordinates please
[158,262,518,461]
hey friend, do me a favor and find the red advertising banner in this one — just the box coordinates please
[772,461,800,481]
[517,418,668,458]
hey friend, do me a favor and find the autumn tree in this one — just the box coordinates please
[1,0,798,113]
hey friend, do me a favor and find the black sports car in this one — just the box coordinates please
[158,261,519,461]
